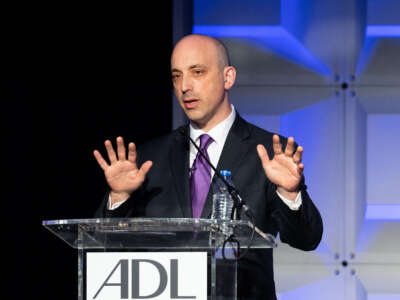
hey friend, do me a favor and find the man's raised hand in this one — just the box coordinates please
[93,136,153,205]
[256,135,304,201]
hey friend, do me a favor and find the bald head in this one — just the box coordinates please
[172,34,231,70]
[170,34,236,131]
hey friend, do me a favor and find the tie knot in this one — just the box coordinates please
[199,134,213,151]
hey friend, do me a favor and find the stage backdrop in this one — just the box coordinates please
[172,1,400,299]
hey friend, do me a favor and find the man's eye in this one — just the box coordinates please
[193,70,203,75]
[172,74,180,80]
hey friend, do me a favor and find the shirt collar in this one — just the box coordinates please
[189,104,236,145]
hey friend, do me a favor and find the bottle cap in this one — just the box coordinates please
[220,170,231,177]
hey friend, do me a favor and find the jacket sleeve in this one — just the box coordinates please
[94,188,146,218]
[270,179,323,251]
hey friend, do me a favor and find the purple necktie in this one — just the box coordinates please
[190,134,214,218]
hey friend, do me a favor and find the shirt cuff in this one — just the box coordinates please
[107,195,127,210]
[276,190,302,211]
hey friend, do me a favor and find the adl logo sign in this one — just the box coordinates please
[86,252,207,300]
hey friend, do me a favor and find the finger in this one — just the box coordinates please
[128,142,137,164]
[272,134,283,155]
[105,140,117,163]
[256,144,270,169]
[116,136,126,161]
[138,160,153,177]
[297,163,304,175]
[293,146,303,163]
[285,137,295,156]
[93,150,109,171]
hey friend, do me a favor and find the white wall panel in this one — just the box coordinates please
[366,114,400,204]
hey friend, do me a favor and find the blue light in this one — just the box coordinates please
[356,25,400,74]
[192,25,331,75]
[193,25,282,38]
[365,205,400,220]
[355,37,378,75]
[367,25,400,37]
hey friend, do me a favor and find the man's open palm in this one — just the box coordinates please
[93,137,152,197]
[257,135,304,194]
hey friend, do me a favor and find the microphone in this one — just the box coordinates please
[179,127,249,220]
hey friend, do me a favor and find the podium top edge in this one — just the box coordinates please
[42,218,277,249]
[42,217,249,226]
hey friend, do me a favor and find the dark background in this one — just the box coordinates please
[5,2,173,299]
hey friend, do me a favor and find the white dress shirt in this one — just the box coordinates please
[109,104,302,210]
[189,104,237,179]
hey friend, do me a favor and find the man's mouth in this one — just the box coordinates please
[183,99,199,109]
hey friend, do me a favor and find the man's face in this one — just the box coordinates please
[171,37,230,130]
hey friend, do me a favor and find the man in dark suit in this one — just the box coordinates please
[94,34,323,299]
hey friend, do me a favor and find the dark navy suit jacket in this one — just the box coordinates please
[95,114,323,299]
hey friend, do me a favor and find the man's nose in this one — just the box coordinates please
[181,75,193,93]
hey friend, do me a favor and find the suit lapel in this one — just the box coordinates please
[170,125,192,218]
[200,115,252,218]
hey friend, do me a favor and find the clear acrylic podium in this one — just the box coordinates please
[43,218,277,300]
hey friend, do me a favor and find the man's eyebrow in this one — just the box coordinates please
[189,64,207,69]
[171,64,207,73]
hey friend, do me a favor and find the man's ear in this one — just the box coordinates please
[223,66,236,90]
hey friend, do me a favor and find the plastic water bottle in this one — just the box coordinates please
[211,170,235,235]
